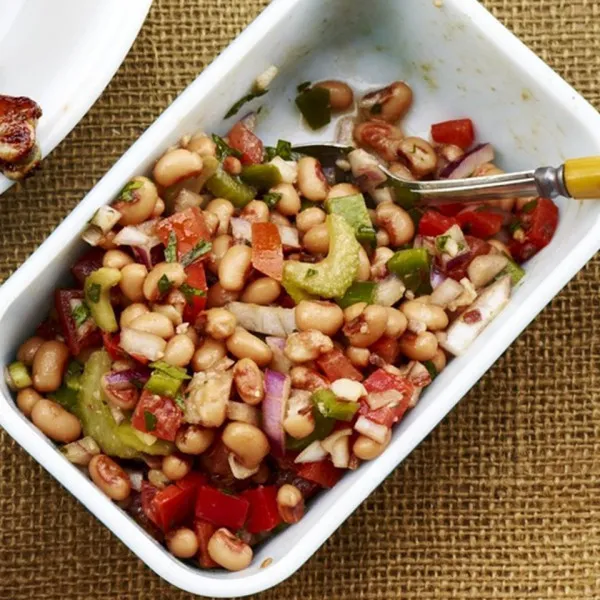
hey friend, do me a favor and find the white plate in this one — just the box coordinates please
[0,0,152,195]
[1,0,600,597]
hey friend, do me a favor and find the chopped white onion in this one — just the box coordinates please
[321,428,352,454]
[354,416,389,444]
[430,278,464,308]
[270,156,298,184]
[254,64,279,91]
[330,379,367,403]
[109,405,125,425]
[230,217,299,249]
[227,302,297,337]
[127,470,144,492]
[119,328,166,362]
[294,440,327,464]
[90,205,121,234]
[366,389,404,411]
[113,226,151,247]
[374,275,406,307]
[467,254,509,288]
[228,454,259,480]
[330,436,350,469]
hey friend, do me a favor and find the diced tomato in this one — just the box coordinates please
[195,486,250,530]
[456,210,504,239]
[131,390,183,442]
[431,118,475,150]
[54,289,101,356]
[316,348,363,382]
[508,198,559,263]
[156,207,211,259]
[70,247,105,286]
[194,520,218,568]
[295,460,343,489]
[369,336,400,365]
[227,122,264,165]
[361,369,415,426]
[176,472,208,499]
[358,402,405,428]
[418,210,458,237]
[151,484,196,532]
[444,236,491,281]
[182,261,207,323]
[241,486,282,534]
[101,331,123,361]
[251,222,283,281]
[141,481,160,527]
[437,203,466,217]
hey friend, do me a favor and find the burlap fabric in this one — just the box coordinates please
[1,1,599,598]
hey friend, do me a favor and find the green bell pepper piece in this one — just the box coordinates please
[295,86,331,130]
[6,361,32,390]
[312,389,359,422]
[205,167,256,208]
[336,281,376,309]
[283,215,360,299]
[49,386,79,414]
[77,351,172,458]
[240,164,282,190]
[386,248,431,293]
[499,256,525,286]
[84,268,121,333]
[325,193,376,244]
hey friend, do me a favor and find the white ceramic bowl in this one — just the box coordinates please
[1,0,599,596]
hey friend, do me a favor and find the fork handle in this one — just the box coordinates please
[564,157,600,199]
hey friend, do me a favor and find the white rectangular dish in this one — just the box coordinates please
[1,0,599,596]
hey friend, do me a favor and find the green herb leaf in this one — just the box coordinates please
[521,199,538,213]
[263,192,282,209]
[180,283,206,305]
[305,268,318,279]
[370,103,383,115]
[181,240,212,267]
[87,283,101,304]
[224,89,268,119]
[174,392,186,411]
[297,81,311,93]
[165,230,178,263]
[150,361,192,381]
[71,302,91,328]
[157,274,173,296]
[508,220,522,234]
[295,87,331,130]
[144,411,157,432]
[212,134,242,161]
[423,360,438,380]
[117,180,143,203]
[265,139,294,162]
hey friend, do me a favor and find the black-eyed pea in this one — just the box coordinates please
[283,412,315,439]
[129,312,175,339]
[270,211,291,227]
[207,529,253,571]
[223,156,242,175]
[297,156,328,201]
[296,206,326,233]
[326,183,360,200]
[303,223,329,254]
[353,430,391,461]
[206,198,235,234]
[295,301,344,336]
[143,262,186,302]
[119,263,148,302]
[162,453,192,481]
[375,202,415,247]
[153,149,203,188]
[186,133,217,157]
[226,327,272,367]
[222,422,269,469]
[431,348,447,374]
[385,308,408,337]
[343,304,388,348]
[152,304,183,326]
[438,144,464,163]
[208,234,233,275]
[398,331,438,361]
[204,211,219,236]
[284,330,334,363]
[376,229,390,247]
[192,339,227,372]
[353,121,404,162]
[241,200,269,223]
[400,300,448,331]
[313,80,354,112]
[289,366,329,391]
[241,277,281,305]
[233,358,265,406]
[102,249,134,270]
[218,245,252,292]
[120,303,150,329]
[270,183,300,216]
[167,528,199,559]
[113,176,158,226]
[204,308,237,340]
[359,81,413,122]
[345,346,370,368]
[206,283,240,308]
[276,484,305,524]
[388,162,415,180]
[16,388,42,417]
[397,137,437,177]
[163,334,195,367]
[31,399,81,443]
[152,197,166,218]
[32,341,69,393]
[88,454,131,501]
[16,336,44,366]
[357,247,371,282]
[175,425,215,455]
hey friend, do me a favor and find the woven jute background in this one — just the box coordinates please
[1,1,599,598]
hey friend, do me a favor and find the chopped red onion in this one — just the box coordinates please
[430,265,447,290]
[266,337,293,374]
[439,143,495,179]
[103,367,151,388]
[262,370,291,456]
[294,440,327,464]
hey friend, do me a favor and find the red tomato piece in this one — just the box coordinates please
[141,481,160,527]
[358,402,405,428]
[316,348,364,382]
[131,390,183,442]
[295,460,343,489]
[436,203,466,217]
[151,484,196,532]
[156,206,211,259]
[362,369,415,426]
[101,332,123,361]
[176,472,208,495]
[70,247,105,286]
[195,486,250,530]
[431,118,475,150]
[54,289,101,356]
[456,210,504,239]
[241,486,282,534]
[227,122,264,165]
[418,210,459,237]
[368,336,400,365]
[194,520,218,568]
[509,198,559,263]
[251,222,283,281]
[182,261,207,323]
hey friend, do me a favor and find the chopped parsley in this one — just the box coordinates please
[263,192,282,209]
[180,283,206,305]
[181,240,212,267]
[86,283,101,304]
[71,302,91,328]
[435,235,451,253]
[296,81,311,93]
[370,102,383,115]
[224,89,268,119]
[305,268,318,278]
[144,411,157,432]
[521,199,538,213]
[117,180,143,203]
[212,134,242,161]
[164,230,178,263]
[265,139,294,161]
[157,274,173,296]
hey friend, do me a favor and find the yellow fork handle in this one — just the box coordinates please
[563,156,600,199]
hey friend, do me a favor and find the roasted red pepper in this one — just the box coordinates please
[251,222,283,281]
[296,460,343,489]
[176,471,208,496]
[101,332,123,361]
[431,118,475,150]
[71,247,105,286]
[316,348,363,382]
[227,122,264,165]
[156,206,211,260]
[418,210,458,237]
[131,389,183,442]
[151,484,196,532]
[456,210,504,239]
[361,369,415,426]
[183,261,208,323]
[195,486,250,530]
[369,336,400,365]
[508,198,558,263]
[241,486,282,534]
[195,520,218,568]
[54,289,101,356]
